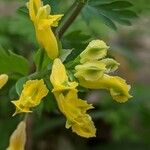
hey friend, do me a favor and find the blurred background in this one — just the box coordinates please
[0,0,150,149]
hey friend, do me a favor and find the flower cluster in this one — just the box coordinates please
[75,40,132,103]
[6,0,133,149]
[50,59,96,137]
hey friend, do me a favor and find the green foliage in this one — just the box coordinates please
[0,47,29,76]
[15,77,28,96]
[62,30,91,61]
[82,0,137,30]
[33,49,52,71]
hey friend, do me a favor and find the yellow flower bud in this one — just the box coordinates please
[50,58,78,92]
[0,74,8,89]
[75,61,106,81]
[80,40,109,63]
[77,74,132,103]
[12,79,48,116]
[7,121,26,150]
[28,0,63,59]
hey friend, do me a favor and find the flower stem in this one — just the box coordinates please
[37,48,44,72]
[56,0,88,38]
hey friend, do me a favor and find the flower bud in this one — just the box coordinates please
[7,121,26,150]
[80,40,109,63]
[0,74,8,89]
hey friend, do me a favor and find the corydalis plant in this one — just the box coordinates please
[3,0,136,149]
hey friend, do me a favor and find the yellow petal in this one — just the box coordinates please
[77,74,132,103]
[0,74,8,89]
[71,114,96,138]
[11,100,32,116]
[75,61,106,81]
[7,121,26,150]
[48,15,64,27]
[50,58,68,87]
[80,40,109,63]
[50,58,78,92]
[36,27,59,59]
[36,5,50,20]
[12,79,48,115]
[53,90,96,138]
[28,0,42,21]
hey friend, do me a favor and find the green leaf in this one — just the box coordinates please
[90,0,115,5]
[15,77,28,96]
[97,1,133,9]
[99,14,117,30]
[62,30,91,61]
[83,5,117,30]
[99,9,132,25]
[86,0,138,30]
[115,10,138,19]
[17,6,28,16]
[33,49,52,70]
[60,49,74,62]
[0,47,29,75]
[9,85,18,100]
[34,101,44,117]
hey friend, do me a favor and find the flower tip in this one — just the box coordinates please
[113,93,133,103]
[0,74,8,89]
[7,121,26,150]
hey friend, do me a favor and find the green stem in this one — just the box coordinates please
[37,48,44,72]
[66,56,80,69]
[56,0,88,38]
[28,69,50,80]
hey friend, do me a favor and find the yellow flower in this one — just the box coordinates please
[28,0,63,59]
[0,74,8,89]
[54,90,96,138]
[50,58,78,92]
[12,79,48,116]
[7,121,26,150]
[80,40,109,63]
[50,58,96,138]
[75,40,132,102]
[75,60,106,81]
[76,74,132,103]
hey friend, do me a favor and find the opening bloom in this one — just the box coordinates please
[75,40,132,103]
[28,0,63,59]
[0,74,8,89]
[12,79,48,116]
[7,121,26,150]
[76,74,132,103]
[50,58,96,138]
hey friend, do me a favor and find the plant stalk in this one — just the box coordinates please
[56,0,88,38]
